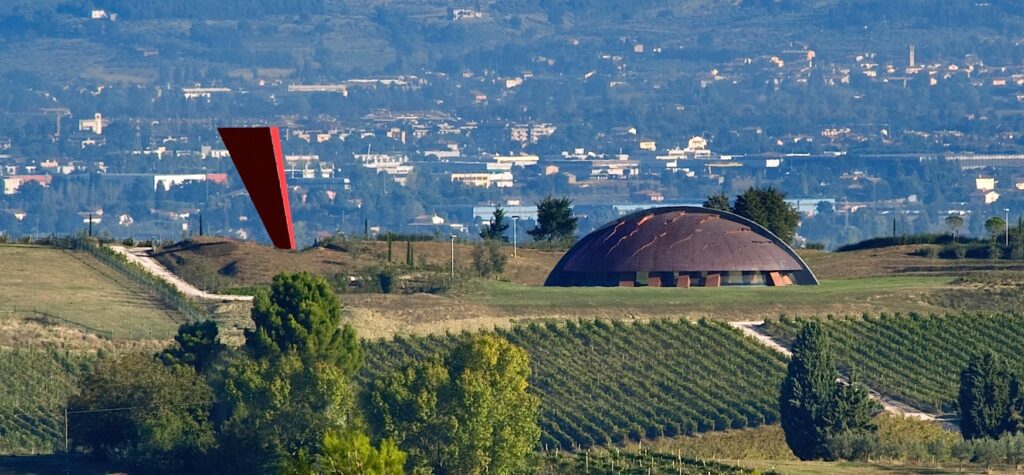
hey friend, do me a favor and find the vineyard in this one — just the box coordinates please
[362,319,788,450]
[532,449,755,474]
[761,313,1024,413]
[0,349,90,455]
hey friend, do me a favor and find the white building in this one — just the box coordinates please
[492,154,539,167]
[354,153,413,185]
[975,176,996,191]
[451,172,514,188]
[154,174,208,191]
[182,87,231,100]
[287,84,348,96]
[78,113,109,135]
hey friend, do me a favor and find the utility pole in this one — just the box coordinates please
[512,216,520,258]
[1006,208,1011,247]
[450,234,456,279]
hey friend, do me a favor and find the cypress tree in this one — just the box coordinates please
[387,233,393,262]
[780,321,879,460]
[959,351,1015,439]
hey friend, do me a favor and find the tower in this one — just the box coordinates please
[909,44,916,67]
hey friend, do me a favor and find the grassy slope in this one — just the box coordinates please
[0,245,182,339]
[155,238,1024,338]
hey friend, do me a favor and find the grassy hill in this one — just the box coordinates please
[0,245,188,340]
[152,238,1024,338]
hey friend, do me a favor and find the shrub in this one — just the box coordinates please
[954,245,967,260]
[837,233,982,253]
[378,269,395,294]
[988,243,1003,260]
[472,239,508,278]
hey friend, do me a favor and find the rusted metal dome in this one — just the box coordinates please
[545,206,817,287]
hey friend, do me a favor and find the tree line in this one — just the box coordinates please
[68,272,540,474]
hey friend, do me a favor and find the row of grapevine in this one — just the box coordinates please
[533,448,755,474]
[0,349,91,455]
[59,236,207,325]
[362,319,788,450]
[762,313,1024,413]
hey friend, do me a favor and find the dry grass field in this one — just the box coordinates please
[0,245,183,340]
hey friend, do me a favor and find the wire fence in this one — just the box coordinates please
[0,307,113,340]
[62,236,208,323]
[20,235,209,325]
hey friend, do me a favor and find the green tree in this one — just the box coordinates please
[216,355,356,473]
[528,195,578,243]
[368,336,541,474]
[733,187,801,243]
[472,239,508,278]
[946,214,964,243]
[780,321,879,460]
[69,354,215,473]
[158,320,226,374]
[959,352,1016,439]
[480,207,509,242]
[245,272,362,374]
[368,357,450,473]
[986,216,1007,243]
[702,191,731,211]
[283,429,406,475]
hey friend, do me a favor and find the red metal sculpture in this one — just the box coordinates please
[217,127,296,250]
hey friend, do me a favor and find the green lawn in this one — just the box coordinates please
[0,245,182,339]
[463,276,953,320]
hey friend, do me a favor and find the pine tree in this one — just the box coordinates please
[959,351,1015,439]
[158,320,226,374]
[702,192,731,211]
[528,195,577,243]
[480,206,510,242]
[245,272,362,375]
[733,187,800,243]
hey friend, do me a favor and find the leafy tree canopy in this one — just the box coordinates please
[69,353,215,473]
[217,355,356,473]
[369,335,541,474]
[158,320,226,374]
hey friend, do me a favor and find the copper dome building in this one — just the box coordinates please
[544,206,817,288]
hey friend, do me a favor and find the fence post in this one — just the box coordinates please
[64,407,69,453]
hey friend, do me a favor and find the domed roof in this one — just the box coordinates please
[545,206,817,286]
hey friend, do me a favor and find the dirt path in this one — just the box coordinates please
[109,245,253,302]
[729,321,948,425]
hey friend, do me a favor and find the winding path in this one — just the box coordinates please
[108,245,253,302]
[729,321,949,425]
